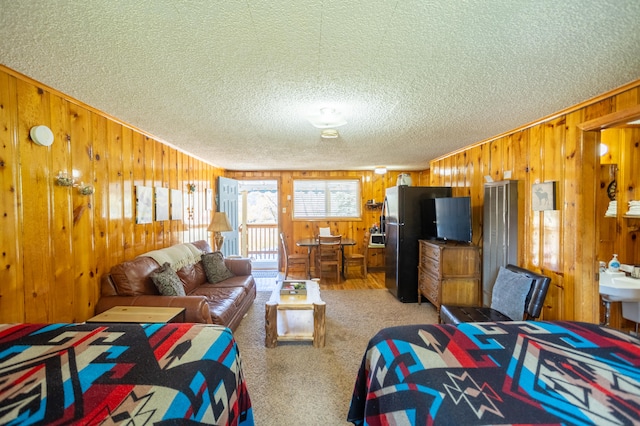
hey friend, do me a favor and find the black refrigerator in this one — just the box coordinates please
[383,185,451,302]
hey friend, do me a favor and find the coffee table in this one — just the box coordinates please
[86,306,185,323]
[265,280,326,348]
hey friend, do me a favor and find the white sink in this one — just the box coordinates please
[600,271,640,324]
[600,271,640,302]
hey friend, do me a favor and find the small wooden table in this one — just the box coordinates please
[265,280,326,348]
[86,306,185,323]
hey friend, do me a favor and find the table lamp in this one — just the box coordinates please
[208,212,232,251]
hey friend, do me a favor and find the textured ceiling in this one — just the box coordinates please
[1,1,640,171]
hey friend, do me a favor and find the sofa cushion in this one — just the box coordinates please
[109,256,162,296]
[177,262,208,294]
[202,252,235,283]
[150,262,187,296]
[190,285,247,325]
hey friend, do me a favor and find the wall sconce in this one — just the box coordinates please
[30,125,54,147]
[599,143,609,156]
[77,183,94,195]
[208,211,232,251]
[54,171,94,195]
[374,167,387,174]
[55,171,75,186]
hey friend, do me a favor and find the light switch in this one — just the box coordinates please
[282,207,286,213]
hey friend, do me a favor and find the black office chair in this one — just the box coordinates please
[440,264,551,325]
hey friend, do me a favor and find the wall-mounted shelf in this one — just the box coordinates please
[365,202,383,210]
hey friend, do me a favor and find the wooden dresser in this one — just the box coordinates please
[418,240,481,311]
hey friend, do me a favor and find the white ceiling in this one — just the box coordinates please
[1,1,640,171]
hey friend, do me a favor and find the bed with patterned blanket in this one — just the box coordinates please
[0,322,253,425]
[347,321,640,425]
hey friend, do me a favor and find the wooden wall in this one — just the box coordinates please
[597,126,640,327]
[3,61,639,326]
[429,81,640,324]
[226,170,429,271]
[0,66,222,323]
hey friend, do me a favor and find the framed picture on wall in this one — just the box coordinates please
[532,181,557,211]
[135,185,154,224]
[171,189,183,220]
[205,188,213,211]
[155,187,169,221]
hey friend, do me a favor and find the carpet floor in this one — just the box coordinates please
[233,289,438,425]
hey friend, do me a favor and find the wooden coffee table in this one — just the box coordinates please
[86,306,185,323]
[265,280,326,348]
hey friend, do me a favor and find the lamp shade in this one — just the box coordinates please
[208,212,232,232]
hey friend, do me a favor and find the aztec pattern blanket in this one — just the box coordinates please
[347,321,640,425]
[0,322,253,425]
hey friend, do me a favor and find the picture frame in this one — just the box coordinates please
[155,187,169,221]
[135,185,154,224]
[171,189,183,220]
[532,181,557,211]
[205,188,213,211]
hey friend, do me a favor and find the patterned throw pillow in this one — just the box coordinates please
[202,252,235,284]
[490,266,532,320]
[150,262,186,296]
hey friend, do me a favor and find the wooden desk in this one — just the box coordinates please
[87,306,186,323]
[296,237,356,278]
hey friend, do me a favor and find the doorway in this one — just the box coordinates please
[237,180,279,272]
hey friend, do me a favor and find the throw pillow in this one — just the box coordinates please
[202,251,235,284]
[150,262,186,296]
[490,266,532,320]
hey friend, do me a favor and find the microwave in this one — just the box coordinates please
[369,233,385,247]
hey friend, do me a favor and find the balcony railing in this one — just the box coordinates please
[239,223,278,261]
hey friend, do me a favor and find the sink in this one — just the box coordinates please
[599,271,640,302]
[599,271,640,324]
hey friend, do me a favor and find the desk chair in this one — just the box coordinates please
[315,235,342,283]
[439,264,551,325]
[344,231,369,278]
[280,233,309,279]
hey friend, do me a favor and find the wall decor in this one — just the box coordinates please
[171,189,183,220]
[206,188,213,211]
[532,181,557,211]
[135,185,154,224]
[155,187,169,221]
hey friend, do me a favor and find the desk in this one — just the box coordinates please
[296,237,356,279]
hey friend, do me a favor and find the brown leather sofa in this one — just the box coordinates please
[95,240,256,331]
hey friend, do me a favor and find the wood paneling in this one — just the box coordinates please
[0,66,222,323]
[429,81,640,324]
[3,62,639,326]
[225,170,423,271]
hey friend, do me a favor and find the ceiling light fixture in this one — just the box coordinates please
[321,129,339,139]
[307,107,347,128]
[374,167,387,174]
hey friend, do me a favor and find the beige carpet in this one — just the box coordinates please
[233,289,438,425]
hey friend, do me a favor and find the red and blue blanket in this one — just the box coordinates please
[348,321,640,425]
[0,322,253,425]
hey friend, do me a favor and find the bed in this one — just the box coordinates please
[347,321,640,425]
[0,322,253,425]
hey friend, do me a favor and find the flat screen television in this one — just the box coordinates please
[423,197,472,243]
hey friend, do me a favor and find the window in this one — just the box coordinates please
[293,179,361,219]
